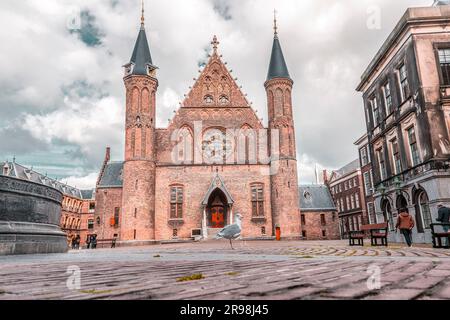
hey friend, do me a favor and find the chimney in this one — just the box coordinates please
[323,170,329,185]
[96,147,111,187]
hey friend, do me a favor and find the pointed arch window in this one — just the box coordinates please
[177,127,194,164]
[219,95,229,105]
[204,95,214,105]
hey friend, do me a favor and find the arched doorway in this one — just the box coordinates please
[382,199,394,231]
[414,189,432,233]
[207,189,228,229]
[396,195,408,212]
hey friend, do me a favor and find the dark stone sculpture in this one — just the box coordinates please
[0,176,68,255]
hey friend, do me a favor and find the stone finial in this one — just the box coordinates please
[211,35,220,54]
[141,0,145,27]
[274,9,278,37]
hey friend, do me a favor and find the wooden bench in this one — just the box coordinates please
[348,230,365,246]
[348,223,389,247]
[430,223,450,249]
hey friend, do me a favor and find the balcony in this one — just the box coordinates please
[375,159,450,191]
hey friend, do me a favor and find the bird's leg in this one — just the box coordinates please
[230,239,234,250]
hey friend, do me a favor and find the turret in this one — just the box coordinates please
[121,1,157,242]
[266,12,301,239]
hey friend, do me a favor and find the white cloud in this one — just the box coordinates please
[0,0,433,188]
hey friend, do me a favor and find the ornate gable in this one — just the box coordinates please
[182,36,250,109]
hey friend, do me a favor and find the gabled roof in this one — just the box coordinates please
[330,159,360,181]
[97,162,124,188]
[267,34,291,81]
[299,185,337,212]
[181,36,251,109]
[201,173,234,206]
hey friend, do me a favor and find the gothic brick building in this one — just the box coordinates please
[94,9,302,244]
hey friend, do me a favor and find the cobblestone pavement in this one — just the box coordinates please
[1,240,450,300]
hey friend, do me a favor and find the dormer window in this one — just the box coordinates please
[204,95,214,105]
[124,64,133,76]
[303,191,312,202]
[2,163,9,176]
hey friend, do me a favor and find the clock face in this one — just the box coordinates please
[201,129,234,163]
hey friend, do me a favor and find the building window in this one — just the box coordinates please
[398,63,409,102]
[88,219,94,230]
[370,96,379,126]
[417,191,432,232]
[363,172,372,196]
[114,207,120,227]
[377,149,387,181]
[438,48,450,86]
[302,230,307,238]
[360,147,369,166]
[346,196,350,211]
[382,81,393,114]
[322,230,327,238]
[170,186,183,219]
[261,227,266,235]
[351,195,355,210]
[251,185,265,217]
[391,138,402,174]
[355,194,360,209]
[368,203,376,224]
[320,214,326,226]
[408,127,420,166]
[173,229,178,238]
[301,214,306,225]
[204,95,214,104]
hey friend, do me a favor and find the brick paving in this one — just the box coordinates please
[0,240,449,300]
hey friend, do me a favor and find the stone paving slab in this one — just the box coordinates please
[0,240,449,300]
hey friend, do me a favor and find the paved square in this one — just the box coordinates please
[1,240,449,300]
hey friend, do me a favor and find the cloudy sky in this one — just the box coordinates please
[0,0,435,189]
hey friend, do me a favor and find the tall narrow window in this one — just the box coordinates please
[368,203,376,224]
[360,147,369,166]
[408,127,420,166]
[320,214,326,226]
[170,186,183,219]
[391,139,402,174]
[114,207,120,227]
[251,185,265,217]
[370,97,379,126]
[378,149,387,180]
[382,81,393,114]
[301,214,306,225]
[398,63,409,102]
[355,194,360,209]
[438,48,450,86]
[364,172,372,196]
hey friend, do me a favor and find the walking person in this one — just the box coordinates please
[86,235,91,249]
[437,203,450,246]
[396,208,415,248]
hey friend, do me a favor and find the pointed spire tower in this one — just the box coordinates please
[121,0,158,243]
[267,11,291,81]
[265,11,301,239]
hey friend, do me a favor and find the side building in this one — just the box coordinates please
[299,185,340,240]
[354,134,376,225]
[356,3,450,243]
[325,160,367,239]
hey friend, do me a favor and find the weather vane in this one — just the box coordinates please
[141,0,145,26]
[274,9,278,36]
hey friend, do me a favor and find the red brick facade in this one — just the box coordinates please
[94,25,302,243]
[300,211,340,241]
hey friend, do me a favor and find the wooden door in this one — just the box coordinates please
[211,206,225,228]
